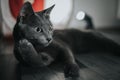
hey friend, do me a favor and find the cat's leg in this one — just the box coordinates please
[88,32,120,55]
[14,39,53,67]
[39,52,54,66]
[60,46,80,77]
[52,41,80,77]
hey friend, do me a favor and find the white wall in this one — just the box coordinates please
[0,0,119,30]
[0,1,2,25]
[0,1,2,32]
[69,0,119,29]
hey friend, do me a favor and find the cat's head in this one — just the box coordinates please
[16,2,55,47]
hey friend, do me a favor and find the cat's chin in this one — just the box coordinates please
[29,39,52,48]
[43,43,49,47]
[41,40,52,47]
[34,41,51,48]
[43,41,52,47]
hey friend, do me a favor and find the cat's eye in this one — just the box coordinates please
[35,27,42,33]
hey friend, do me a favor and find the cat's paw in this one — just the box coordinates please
[19,39,32,47]
[64,63,80,78]
[18,39,34,57]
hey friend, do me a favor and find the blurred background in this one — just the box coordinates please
[0,0,120,55]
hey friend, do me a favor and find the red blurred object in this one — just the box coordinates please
[32,0,44,12]
[9,0,44,19]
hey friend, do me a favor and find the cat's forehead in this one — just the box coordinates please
[27,13,47,27]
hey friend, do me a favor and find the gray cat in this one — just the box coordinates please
[13,2,120,77]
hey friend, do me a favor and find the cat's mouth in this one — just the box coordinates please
[43,42,50,47]
[29,39,52,47]
[42,39,52,47]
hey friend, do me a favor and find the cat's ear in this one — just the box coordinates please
[19,2,34,17]
[43,4,55,16]
[38,4,55,18]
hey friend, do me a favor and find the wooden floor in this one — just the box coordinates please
[0,29,120,80]
[0,53,120,80]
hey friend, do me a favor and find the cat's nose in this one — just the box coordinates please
[46,38,52,42]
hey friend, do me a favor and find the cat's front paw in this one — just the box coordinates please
[18,39,35,57]
[64,63,80,78]
[19,39,32,47]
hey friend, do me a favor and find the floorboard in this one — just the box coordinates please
[76,53,120,80]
